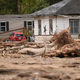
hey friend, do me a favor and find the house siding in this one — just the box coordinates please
[34,16,80,43]
[0,18,33,38]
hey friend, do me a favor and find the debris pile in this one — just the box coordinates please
[43,27,80,58]
[0,27,80,58]
[0,39,46,56]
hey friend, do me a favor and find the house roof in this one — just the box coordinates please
[0,14,33,19]
[56,0,80,15]
[31,0,80,17]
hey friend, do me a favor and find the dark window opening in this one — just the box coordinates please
[1,27,5,31]
[49,19,53,35]
[38,20,41,35]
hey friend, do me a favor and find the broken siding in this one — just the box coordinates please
[34,17,49,35]
[42,17,49,35]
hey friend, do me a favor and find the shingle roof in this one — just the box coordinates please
[31,0,80,17]
[0,14,32,18]
[56,0,80,15]
[31,0,71,17]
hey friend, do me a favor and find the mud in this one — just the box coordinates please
[0,53,79,80]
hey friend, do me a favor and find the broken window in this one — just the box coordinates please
[70,20,79,34]
[49,19,53,35]
[38,20,41,35]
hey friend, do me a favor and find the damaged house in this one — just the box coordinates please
[32,0,80,43]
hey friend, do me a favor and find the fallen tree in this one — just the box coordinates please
[43,27,80,58]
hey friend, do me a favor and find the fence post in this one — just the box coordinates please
[27,27,29,42]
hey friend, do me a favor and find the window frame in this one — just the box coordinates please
[27,21,33,27]
[49,19,53,35]
[69,19,79,35]
[38,20,41,35]
[0,22,6,32]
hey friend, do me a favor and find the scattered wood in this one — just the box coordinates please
[18,47,45,56]
[0,27,80,58]
[43,27,80,58]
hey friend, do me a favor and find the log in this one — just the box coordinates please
[18,47,45,56]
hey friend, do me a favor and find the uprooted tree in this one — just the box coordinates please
[43,27,80,57]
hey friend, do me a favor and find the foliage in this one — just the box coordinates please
[0,0,63,14]
[30,0,49,13]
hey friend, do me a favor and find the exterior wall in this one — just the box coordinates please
[35,35,53,43]
[56,16,69,33]
[56,16,80,39]
[34,17,50,35]
[34,16,80,43]
[0,18,33,38]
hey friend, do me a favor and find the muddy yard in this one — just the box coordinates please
[0,53,80,80]
[0,28,80,80]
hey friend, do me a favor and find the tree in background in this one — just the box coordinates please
[0,0,63,14]
[46,0,62,5]
[30,0,49,13]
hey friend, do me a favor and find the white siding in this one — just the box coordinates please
[56,16,69,33]
[34,19,38,35]
[34,15,80,42]
[53,18,57,33]
[34,17,50,35]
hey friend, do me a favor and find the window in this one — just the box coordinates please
[38,20,41,35]
[15,34,24,37]
[70,20,79,34]
[24,21,34,27]
[27,21,32,26]
[49,19,53,35]
[0,22,9,32]
[0,22,6,31]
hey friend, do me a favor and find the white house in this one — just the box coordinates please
[31,0,80,43]
[0,14,34,38]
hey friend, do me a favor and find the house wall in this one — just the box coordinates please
[0,18,33,38]
[34,16,80,43]
[34,16,53,43]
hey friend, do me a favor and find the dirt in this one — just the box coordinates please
[0,53,79,80]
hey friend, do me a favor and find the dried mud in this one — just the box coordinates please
[0,53,80,80]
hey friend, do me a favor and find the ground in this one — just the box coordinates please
[0,53,80,80]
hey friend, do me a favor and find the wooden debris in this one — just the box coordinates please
[43,27,80,58]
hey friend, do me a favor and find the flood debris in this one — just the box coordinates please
[0,27,80,58]
[43,27,80,58]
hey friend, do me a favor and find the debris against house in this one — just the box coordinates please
[0,27,80,58]
[43,27,80,58]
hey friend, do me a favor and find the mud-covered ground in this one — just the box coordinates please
[0,53,80,80]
